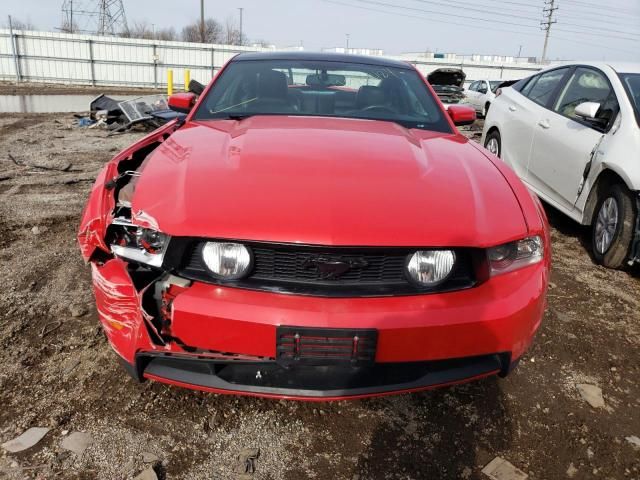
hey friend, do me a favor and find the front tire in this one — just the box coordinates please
[592,184,636,269]
[484,130,501,158]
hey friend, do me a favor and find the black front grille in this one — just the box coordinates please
[175,240,478,297]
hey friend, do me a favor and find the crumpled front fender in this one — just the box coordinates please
[77,120,179,262]
[91,259,150,363]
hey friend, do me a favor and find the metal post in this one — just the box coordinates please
[167,69,173,96]
[8,16,21,82]
[88,39,96,86]
[541,0,558,63]
[153,44,158,89]
[200,0,205,43]
[210,48,215,78]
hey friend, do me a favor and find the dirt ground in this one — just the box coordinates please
[0,112,638,480]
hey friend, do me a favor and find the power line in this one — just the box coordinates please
[350,0,640,42]
[320,0,638,57]
[561,0,640,15]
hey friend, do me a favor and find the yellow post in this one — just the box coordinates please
[184,69,191,92]
[167,69,173,96]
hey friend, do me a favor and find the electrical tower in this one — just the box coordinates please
[540,0,558,63]
[61,0,129,36]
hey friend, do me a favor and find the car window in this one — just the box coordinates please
[489,81,502,93]
[619,73,640,127]
[478,81,487,92]
[522,68,568,106]
[468,81,478,91]
[194,59,452,133]
[554,67,618,126]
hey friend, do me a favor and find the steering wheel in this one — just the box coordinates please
[360,105,397,115]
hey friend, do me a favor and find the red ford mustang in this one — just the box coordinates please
[78,52,550,400]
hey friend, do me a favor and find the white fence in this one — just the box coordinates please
[0,29,542,89]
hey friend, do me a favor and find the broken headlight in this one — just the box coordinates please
[487,236,543,276]
[110,219,170,268]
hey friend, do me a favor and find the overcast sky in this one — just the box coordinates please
[5,0,640,61]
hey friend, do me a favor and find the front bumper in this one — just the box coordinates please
[92,257,547,400]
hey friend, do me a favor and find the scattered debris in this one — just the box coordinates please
[626,435,640,448]
[566,463,578,477]
[60,432,92,455]
[1,427,50,453]
[39,320,62,338]
[576,384,605,409]
[481,457,528,480]
[8,153,71,172]
[134,466,158,480]
[69,305,87,318]
[141,451,160,463]
[235,447,260,477]
[82,93,182,134]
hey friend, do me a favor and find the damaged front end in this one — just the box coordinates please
[78,120,221,373]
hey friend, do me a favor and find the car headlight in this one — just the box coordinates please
[110,222,169,268]
[487,236,543,275]
[406,250,456,287]
[202,242,252,280]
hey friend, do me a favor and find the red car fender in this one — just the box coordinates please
[77,120,180,261]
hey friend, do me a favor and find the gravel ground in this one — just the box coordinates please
[0,113,639,480]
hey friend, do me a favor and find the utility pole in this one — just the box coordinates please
[345,33,350,52]
[517,44,522,58]
[70,0,73,33]
[238,8,243,45]
[540,0,558,63]
[200,0,205,43]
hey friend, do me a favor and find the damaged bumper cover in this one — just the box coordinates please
[90,254,544,400]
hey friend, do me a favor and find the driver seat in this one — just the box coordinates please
[355,86,385,109]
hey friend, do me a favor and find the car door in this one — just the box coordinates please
[477,81,489,107]
[466,81,479,109]
[498,68,570,179]
[526,66,619,215]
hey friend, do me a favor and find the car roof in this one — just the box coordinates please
[233,51,414,70]
[543,61,640,75]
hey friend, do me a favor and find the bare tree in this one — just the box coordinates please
[181,18,223,43]
[156,27,177,41]
[59,18,76,34]
[121,21,154,39]
[223,17,245,46]
[4,17,36,30]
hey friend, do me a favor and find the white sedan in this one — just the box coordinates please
[465,79,503,117]
[481,62,640,269]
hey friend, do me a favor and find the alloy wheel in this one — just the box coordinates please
[594,197,619,254]
[486,138,499,156]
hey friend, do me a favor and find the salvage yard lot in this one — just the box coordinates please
[0,113,639,479]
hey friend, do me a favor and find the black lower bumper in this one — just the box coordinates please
[121,352,513,398]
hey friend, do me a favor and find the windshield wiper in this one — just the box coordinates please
[224,114,253,120]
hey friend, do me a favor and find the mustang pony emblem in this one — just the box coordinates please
[302,256,369,279]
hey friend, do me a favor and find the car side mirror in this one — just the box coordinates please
[574,101,601,120]
[168,92,197,114]
[447,105,476,126]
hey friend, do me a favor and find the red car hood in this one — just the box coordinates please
[131,116,527,247]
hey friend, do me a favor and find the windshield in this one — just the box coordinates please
[490,81,502,93]
[620,73,640,126]
[193,59,452,133]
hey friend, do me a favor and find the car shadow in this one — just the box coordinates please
[355,377,510,479]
